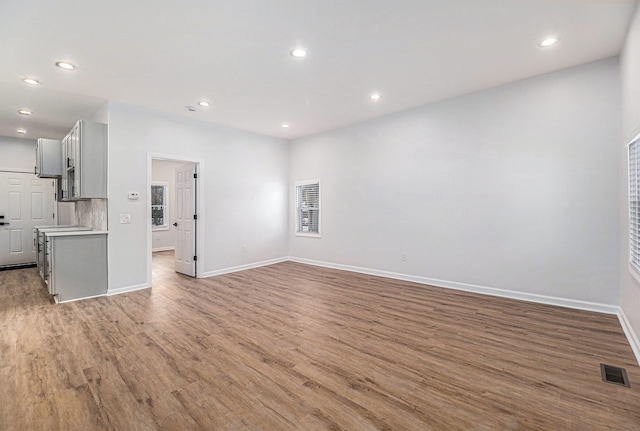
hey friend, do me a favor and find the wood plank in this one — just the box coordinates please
[0,250,639,429]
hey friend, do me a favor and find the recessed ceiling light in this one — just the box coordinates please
[539,37,559,48]
[186,106,198,112]
[281,124,290,128]
[55,61,77,70]
[16,128,27,134]
[23,78,40,85]
[18,109,32,115]
[290,48,307,58]
[198,101,210,107]
[370,93,381,100]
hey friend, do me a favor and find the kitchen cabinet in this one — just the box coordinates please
[35,138,62,177]
[46,231,108,302]
[34,225,90,281]
[61,120,107,201]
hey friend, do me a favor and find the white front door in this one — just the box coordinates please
[0,172,56,267]
[174,163,197,277]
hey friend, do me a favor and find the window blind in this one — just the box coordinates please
[296,182,320,234]
[630,138,640,271]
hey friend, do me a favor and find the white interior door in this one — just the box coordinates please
[0,172,56,267]
[174,163,197,276]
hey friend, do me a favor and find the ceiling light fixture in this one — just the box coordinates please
[16,128,27,134]
[23,78,40,85]
[18,109,32,115]
[290,48,307,58]
[370,93,381,100]
[539,37,559,48]
[198,101,210,107]
[186,106,198,112]
[281,124,290,128]
[55,61,77,70]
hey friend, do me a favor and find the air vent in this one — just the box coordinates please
[600,364,630,388]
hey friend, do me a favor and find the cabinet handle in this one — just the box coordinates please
[67,157,71,168]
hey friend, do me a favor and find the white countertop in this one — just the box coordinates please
[45,230,108,237]
[38,226,91,233]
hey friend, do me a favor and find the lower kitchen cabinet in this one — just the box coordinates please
[47,231,108,302]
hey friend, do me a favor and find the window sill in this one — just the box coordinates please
[152,226,169,232]
[296,232,321,238]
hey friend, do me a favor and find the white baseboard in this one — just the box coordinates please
[287,257,620,315]
[57,293,106,304]
[107,283,150,296]
[618,309,640,366]
[152,246,175,252]
[203,257,288,278]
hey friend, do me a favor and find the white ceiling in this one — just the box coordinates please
[0,0,637,141]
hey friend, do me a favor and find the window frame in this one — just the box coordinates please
[151,181,169,231]
[295,179,321,238]
[628,132,640,283]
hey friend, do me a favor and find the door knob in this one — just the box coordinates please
[173,222,178,227]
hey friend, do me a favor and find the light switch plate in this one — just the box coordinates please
[120,214,131,224]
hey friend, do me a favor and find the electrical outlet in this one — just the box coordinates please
[401,252,407,262]
[120,214,131,224]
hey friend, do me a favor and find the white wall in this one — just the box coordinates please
[0,136,36,172]
[151,160,183,251]
[620,3,640,357]
[107,101,289,291]
[289,58,621,306]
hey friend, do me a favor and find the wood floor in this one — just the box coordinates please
[1,251,639,430]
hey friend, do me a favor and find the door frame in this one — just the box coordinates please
[0,169,58,268]
[146,153,204,286]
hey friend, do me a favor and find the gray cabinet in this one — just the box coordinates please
[35,138,62,178]
[35,226,90,282]
[47,231,108,302]
[61,120,107,201]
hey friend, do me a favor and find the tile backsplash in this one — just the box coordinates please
[75,199,108,231]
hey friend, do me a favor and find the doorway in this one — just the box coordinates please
[147,154,204,288]
[0,171,57,268]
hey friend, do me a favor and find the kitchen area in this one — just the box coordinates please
[31,119,108,303]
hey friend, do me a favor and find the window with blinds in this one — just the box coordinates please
[629,135,640,273]
[151,183,168,229]
[296,180,320,236]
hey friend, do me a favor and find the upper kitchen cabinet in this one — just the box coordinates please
[35,138,62,178]
[61,120,107,201]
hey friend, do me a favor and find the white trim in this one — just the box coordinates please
[628,263,640,286]
[203,257,288,278]
[152,246,175,252]
[151,181,169,230]
[287,256,620,315]
[107,283,150,296]
[56,293,107,304]
[147,152,205,286]
[627,132,640,276]
[618,308,640,366]
[0,168,34,174]
[294,178,321,237]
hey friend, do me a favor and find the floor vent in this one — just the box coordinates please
[600,364,630,388]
